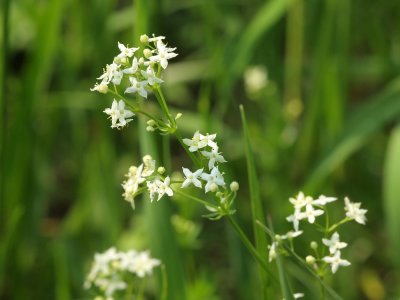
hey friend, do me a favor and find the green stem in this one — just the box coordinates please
[173,189,219,209]
[154,87,175,126]
[327,218,351,233]
[226,215,277,283]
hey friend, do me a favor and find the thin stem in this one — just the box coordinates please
[173,188,219,209]
[154,87,175,126]
[226,215,277,283]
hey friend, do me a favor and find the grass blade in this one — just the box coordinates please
[240,105,271,298]
[383,124,400,269]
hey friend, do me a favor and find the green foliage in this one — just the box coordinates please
[1,0,400,299]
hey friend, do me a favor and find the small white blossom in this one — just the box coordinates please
[130,251,161,278]
[282,293,304,300]
[90,82,108,93]
[182,167,203,188]
[141,67,163,86]
[201,167,225,193]
[323,251,351,273]
[300,205,324,224]
[149,40,178,69]
[201,146,227,169]
[125,77,148,98]
[156,176,173,201]
[286,208,303,231]
[117,42,139,59]
[281,230,303,240]
[122,164,145,204]
[313,194,337,206]
[289,192,311,209]
[268,242,277,262]
[322,232,348,254]
[142,155,156,177]
[97,62,120,84]
[183,131,208,152]
[103,100,135,129]
[199,133,217,148]
[344,197,367,225]
[122,57,139,75]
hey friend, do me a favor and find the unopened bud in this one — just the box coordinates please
[143,48,152,58]
[306,255,316,265]
[210,183,218,193]
[147,119,156,126]
[175,113,182,120]
[146,126,155,132]
[140,34,149,43]
[230,181,239,192]
[310,241,318,250]
[157,166,165,174]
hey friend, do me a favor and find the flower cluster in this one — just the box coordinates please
[84,247,161,299]
[182,131,238,219]
[90,34,178,129]
[268,192,367,275]
[122,155,173,208]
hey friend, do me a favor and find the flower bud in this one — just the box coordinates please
[230,181,239,192]
[157,166,165,174]
[140,34,149,43]
[175,113,182,120]
[143,48,152,58]
[210,183,218,193]
[147,119,156,126]
[306,255,316,265]
[146,126,155,132]
[310,241,318,250]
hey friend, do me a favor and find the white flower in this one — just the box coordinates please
[125,77,148,98]
[148,35,165,42]
[286,208,303,232]
[147,180,159,202]
[130,251,161,278]
[201,146,227,169]
[111,69,123,85]
[323,251,351,273]
[322,232,348,254]
[103,100,135,129]
[156,176,173,201]
[344,197,367,225]
[281,230,303,240]
[199,133,217,148]
[142,155,156,177]
[119,250,138,271]
[122,164,146,203]
[289,192,311,209]
[122,57,139,75]
[268,242,277,262]
[90,82,108,93]
[183,131,208,152]
[97,62,120,84]
[300,204,324,224]
[149,40,178,69]
[313,194,337,206]
[182,167,203,188]
[141,67,163,86]
[117,42,139,59]
[201,167,225,193]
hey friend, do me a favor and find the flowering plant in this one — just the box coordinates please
[88,34,368,300]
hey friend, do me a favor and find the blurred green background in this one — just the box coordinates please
[1,0,400,299]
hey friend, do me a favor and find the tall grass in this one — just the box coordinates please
[1,0,400,299]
